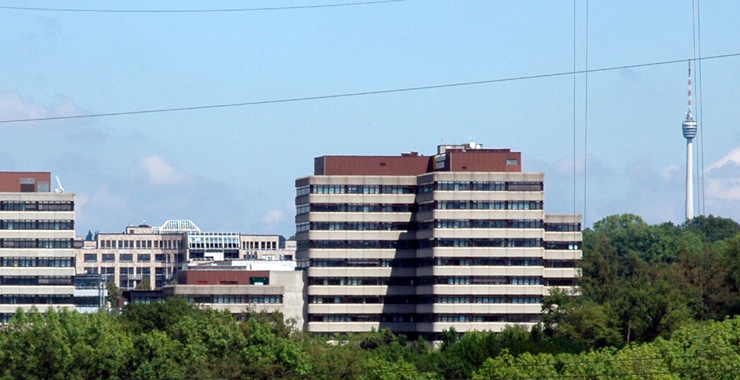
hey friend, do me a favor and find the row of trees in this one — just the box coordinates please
[0,299,312,380]
[472,316,740,379]
[4,301,740,380]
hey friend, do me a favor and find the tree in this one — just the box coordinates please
[106,281,122,308]
[362,357,438,380]
[135,278,152,291]
[541,288,621,349]
[122,297,198,334]
[683,214,740,243]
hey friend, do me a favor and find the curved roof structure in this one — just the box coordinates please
[152,219,201,234]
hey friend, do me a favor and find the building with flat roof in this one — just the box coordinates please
[0,172,76,321]
[76,220,295,290]
[163,259,304,326]
[125,260,305,326]
[296,143,581,339]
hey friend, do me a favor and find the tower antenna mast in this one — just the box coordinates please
[682,60,697,220]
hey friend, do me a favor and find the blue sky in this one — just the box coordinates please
[1,1,739,236]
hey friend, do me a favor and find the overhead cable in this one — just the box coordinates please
[1,52,739,125]
[0,0,403,13]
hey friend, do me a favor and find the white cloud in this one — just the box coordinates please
[138,155,188,186]
[704,147,740,202]
[92,186,128,211]
[549,153,613,178]
[660,165,679,181]
[706,178,740,201]
[261,209,284,225]
[706,147,740,172]
[0,91,82,123]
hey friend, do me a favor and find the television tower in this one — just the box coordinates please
[682,61,697,220]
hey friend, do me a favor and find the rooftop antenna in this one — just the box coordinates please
[54,175,65,193]
[682,60,698,220]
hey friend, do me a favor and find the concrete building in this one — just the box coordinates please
[0,172,76,321]
[295,143,581,339]
[124,260,305,326]
[73,274,108,313]
[76,220,294,290]
[162,260,305,326]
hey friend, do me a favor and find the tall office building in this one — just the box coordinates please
[0,172,76,321]
[295,144,581,338]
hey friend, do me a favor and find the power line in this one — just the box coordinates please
[1,52,739,125]
[0,0,403,13]
[572,0,577,219]
[583,0,589,227]
[697,0,706,216]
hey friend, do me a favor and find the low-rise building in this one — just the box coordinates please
[76,220,295,290]
[164,260,305,326]
[125,260,305,325]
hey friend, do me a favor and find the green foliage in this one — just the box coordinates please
[683,214,740,243]
[361,357,439,380]
[0,308,133,380]
[106,281,122,308]
[472,350,559,380]
[576,213,740,345]
[471,316,740,379]
[542,288,622,348]
[122,298,189,334]
[135,279,152,291]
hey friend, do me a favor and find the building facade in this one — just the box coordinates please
[163,260,305,326]
[0,172,76,321]
[296,144,581,338]
[73,274,108,313]
[124,260,305,326]
[76,220,294,290]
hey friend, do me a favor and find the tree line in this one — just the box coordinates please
[545,214,740,348]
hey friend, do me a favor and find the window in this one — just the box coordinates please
[83,254,97,262]
[102,254,115,262]
[137,254,151,262]
[249,277,269,285]
[120,254,133,262]
[510,277,541,285]
[20,178,36,192]
[296,185,310,196]
[506,159,518,166]
[511,297,541,304]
